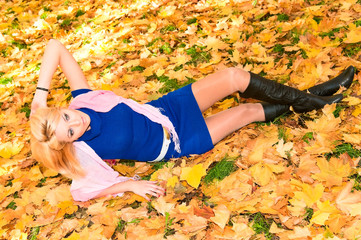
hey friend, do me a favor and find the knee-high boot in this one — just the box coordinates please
[260,66,355,121]
[241,73,343,113]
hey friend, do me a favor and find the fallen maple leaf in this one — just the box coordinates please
[180,164,207,188]
[312,157,352,187]
[292,183,324,208]
[210,204,231,230]
[310,200,339,225]
[249,162,285,186]
[0,141,24,159]
[152,196,175,216]
[343,26,361,43]
[336,181,361,216]
[119,206,148,222]
[288,226,311,239]
[166,175,179,188]
[45,184,73,206]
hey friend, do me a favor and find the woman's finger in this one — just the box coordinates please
[141,194,150,201]
[148,186,165,195]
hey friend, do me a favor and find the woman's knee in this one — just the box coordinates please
[226,67,250,92]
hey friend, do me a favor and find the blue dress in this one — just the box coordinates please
[73,84,213,161]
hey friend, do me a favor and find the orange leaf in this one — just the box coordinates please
[336,181,361,216]
[210,204,231,230]
[313,157,352,187]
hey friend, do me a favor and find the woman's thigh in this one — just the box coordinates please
[191,67,250,112]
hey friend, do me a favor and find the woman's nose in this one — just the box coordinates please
[69,119,81,127]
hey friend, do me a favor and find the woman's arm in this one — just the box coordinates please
[95,179,165,201]
[31,39,90,113]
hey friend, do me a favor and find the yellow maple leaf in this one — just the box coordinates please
[249,162,284,186]
[56,201,78,219]
[343,96,361,105]
[45,184,72,206]
[352,105,361,117]
[297,42,321,58]
[217,98,235,111]
[28,165,44,181]
[230,49,240,63]
[313,157,351,187]
[210,169,252,202]
[180,164,207,188]
[0,141,24,159]
[249,163,273,186]
[43,168,59,177]
[228,27,241,43]
[167,176,179,188]
[204,36,228,51]
[344,26,361,43]
[292,183,324,207]
[310,200,339,225]
[342,134,361,145]
[63,232,80,240]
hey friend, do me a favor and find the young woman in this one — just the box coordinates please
[30,39,354,201]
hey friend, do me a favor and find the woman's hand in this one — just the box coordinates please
[127,180,165,201]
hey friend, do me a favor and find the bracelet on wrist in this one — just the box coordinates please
[36,87,49,92]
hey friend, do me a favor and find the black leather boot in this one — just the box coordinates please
[261,103,290,122]
[241,72,343,113]
[260,66,355,121]
[307,66,355,96]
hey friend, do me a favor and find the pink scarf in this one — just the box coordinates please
[69,90,180,153]
[71,141,140,201]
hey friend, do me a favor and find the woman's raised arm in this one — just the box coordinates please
[31,39,90,113]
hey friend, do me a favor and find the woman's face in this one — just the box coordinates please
[55,109,90,143]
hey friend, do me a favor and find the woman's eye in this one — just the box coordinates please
[64,113,69,121]
[69,128,74,137]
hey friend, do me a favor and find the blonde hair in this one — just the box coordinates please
[30,107,85,179]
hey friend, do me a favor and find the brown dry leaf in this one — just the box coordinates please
[193,205,214,219]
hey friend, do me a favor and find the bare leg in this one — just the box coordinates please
[205,103,265,144]
[192,67,250,112]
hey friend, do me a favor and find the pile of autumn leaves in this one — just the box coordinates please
[1,0,361,239]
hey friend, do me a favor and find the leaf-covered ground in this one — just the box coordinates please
[1,0,361,239]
